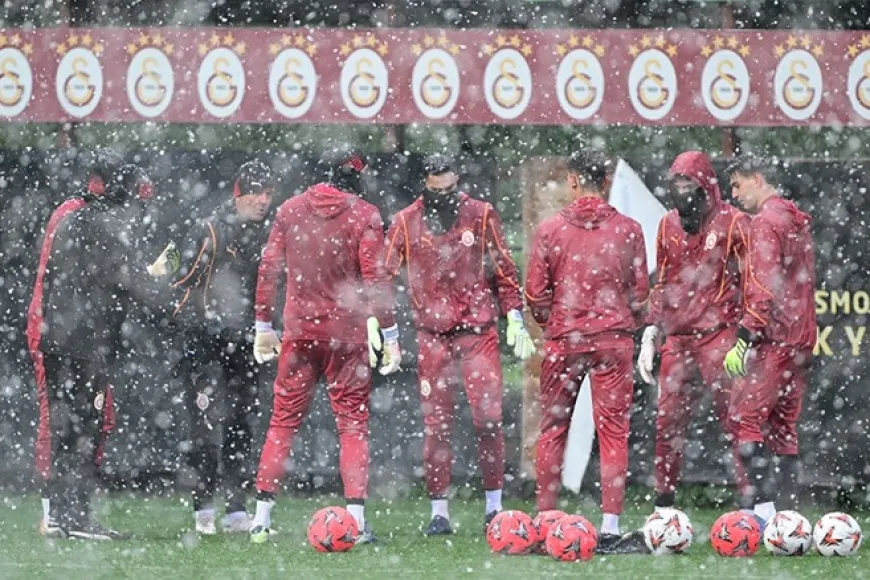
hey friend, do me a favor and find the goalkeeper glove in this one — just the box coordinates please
[724,336,751,378]
[253,322,281,364]
[637,326,659,386]
[367,317,402,376]
[506,309,534,360]
[147,241,180,278]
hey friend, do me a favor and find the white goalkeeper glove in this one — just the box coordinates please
[147,241,180,278]
[637,325,659,385]
[253,322,282,364]
[506,309,534,360]
[367,317,402,376]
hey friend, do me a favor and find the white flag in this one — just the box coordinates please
[561,159,666,493]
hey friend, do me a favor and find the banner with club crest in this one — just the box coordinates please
[1,28,869,125]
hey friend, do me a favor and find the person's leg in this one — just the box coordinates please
[456,327,505,522]
[323,342,372,535]
[654,340,702,508]
[30,341,53,530]
[535,349,584,513]
[222,344,258,522]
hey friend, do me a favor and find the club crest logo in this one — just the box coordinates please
[846,35,870,120]
[773,35,824,121]
[56,33,104,118]
[269,35,318,120]
[196,392,210,410]
[411,33,462,120]
[0,34,33,118]
[461,230,475,247]
[700,36,751,122]
[555,35,606,120]
[420,380,432,397]
[628,35,679,121]
[481,35,533,120]
[705,231,717,250]
[93,392,105,411]
[340,34,389,119]
[126,33,175,119]
[197,32,246,119]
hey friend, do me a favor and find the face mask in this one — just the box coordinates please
[670,185,708,235]
[423,185,459,211]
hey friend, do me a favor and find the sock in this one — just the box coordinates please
[654,492,675,509]
[224,510,248,523]
[195,508,215,522]
[431,499,449,520]
[601,513,620,536]
[41,497,50,523]
[484,489,502,515]
[347,503,365,530]
[252,500,273,529]
[775,455,800,510]
[754,501,776,523]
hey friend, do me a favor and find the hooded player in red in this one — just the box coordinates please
[525,149,649,554]
[383,154,533,535]
[249,146,400,544]
[637,151,751,509]
[724,155,816,521]
[26,149,122,537]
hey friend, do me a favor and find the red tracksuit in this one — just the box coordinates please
[731,197,816,455]
[525,197,649,514]
[254,184,395,500]
[26,196,115,482]
[647,151,750,498]
[384,194,522,497]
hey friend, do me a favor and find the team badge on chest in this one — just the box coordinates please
[461,230,475,247]
[705,231,717,250]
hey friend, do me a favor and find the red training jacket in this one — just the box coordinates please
[646,151,750,337]
[526,196,649,352]
[26,197,88,346]
[741,196,817,349]
[383,193,522,335]
[255,183,395,344]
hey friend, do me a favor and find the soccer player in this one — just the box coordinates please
[148,161,277,535]
[39,164,155,540]
[526,149,649,553]
[27,149,123,537]
[249,146,401,544]
[637,151,751,509]
[723,155,816,521]
[383,154,533,535]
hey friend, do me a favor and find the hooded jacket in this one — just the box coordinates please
[646,151,751,337]
[525,196,649,352]
[255,183,395,344]
[383,193,522,335]
[741,196,816,349]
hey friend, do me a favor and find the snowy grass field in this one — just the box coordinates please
[1,494,868,579]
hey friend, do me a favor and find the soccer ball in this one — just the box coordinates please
[486,510,535,555]
[307,506,358,553]
[813,512,863,557]
[763,511,813,556]
[710,511,761,557]
[545,514,598,562]
[642,508,694,555]
[531,510,566,554]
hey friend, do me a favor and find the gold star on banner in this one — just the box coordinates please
[81,33,93,46]
[366,35,377,48]
[411,44,423,56]
[209,33,220,47]
[339,43,351,56]
[568,35,579,48]
[666,44,678,58]
[306,44,316,57]
[713,36,724,49]
[437,34,449,48]
[774,44,786,58]
[862,35,870,49]
[138,33,150,46]
[496,34,507,48]
[786,35,797,49]
[482,44,495,57]
[222,33,235,47]
[848,44,860,58]
[582,35,593,48]
[738,45,750,58]
[126,43,138,56]
[10,34,21,46]
[655,35,666,49]
[198,43,209,56]
[521,43,532,57]
[377,42,388,56]
[68,34,79,46]
[23,43,32,56]
[629,44,639,57]
[55,42,67,55]
[281,35,293,47]
[640,35,651,48]
[449,44,460,56]
[801,35,812,50]
[727,36,738,49]
[556,44,568,57]
[594,44,605,58]
[510,35,521,48]
[235,42,246,55]
[152,33,164,47]
[0,34,10,46]
[93,43,104,57]
[352,35,364,48]
[295,35,306,47]
[812,43,823,58]
[701,45,713,58]
[165,43,174,56]
[269,43,281,56]
[423,35,435,48]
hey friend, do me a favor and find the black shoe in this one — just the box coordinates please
[596,530,649,555]
[356,523,378,545]
[63,521,132,541]
[484,510,499,533]
[424,515,454,536]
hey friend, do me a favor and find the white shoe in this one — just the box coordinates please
[195,510,217,535]
[222,511,253,534]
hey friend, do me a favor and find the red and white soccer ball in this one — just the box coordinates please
[813,512,863,557]
[531,510,566,554]
[307,506,358,553]
[642,508,694,555]
[710,511,762,557]
[763,510,813,556]
[545,514,598,562]
[486,510,535,555]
